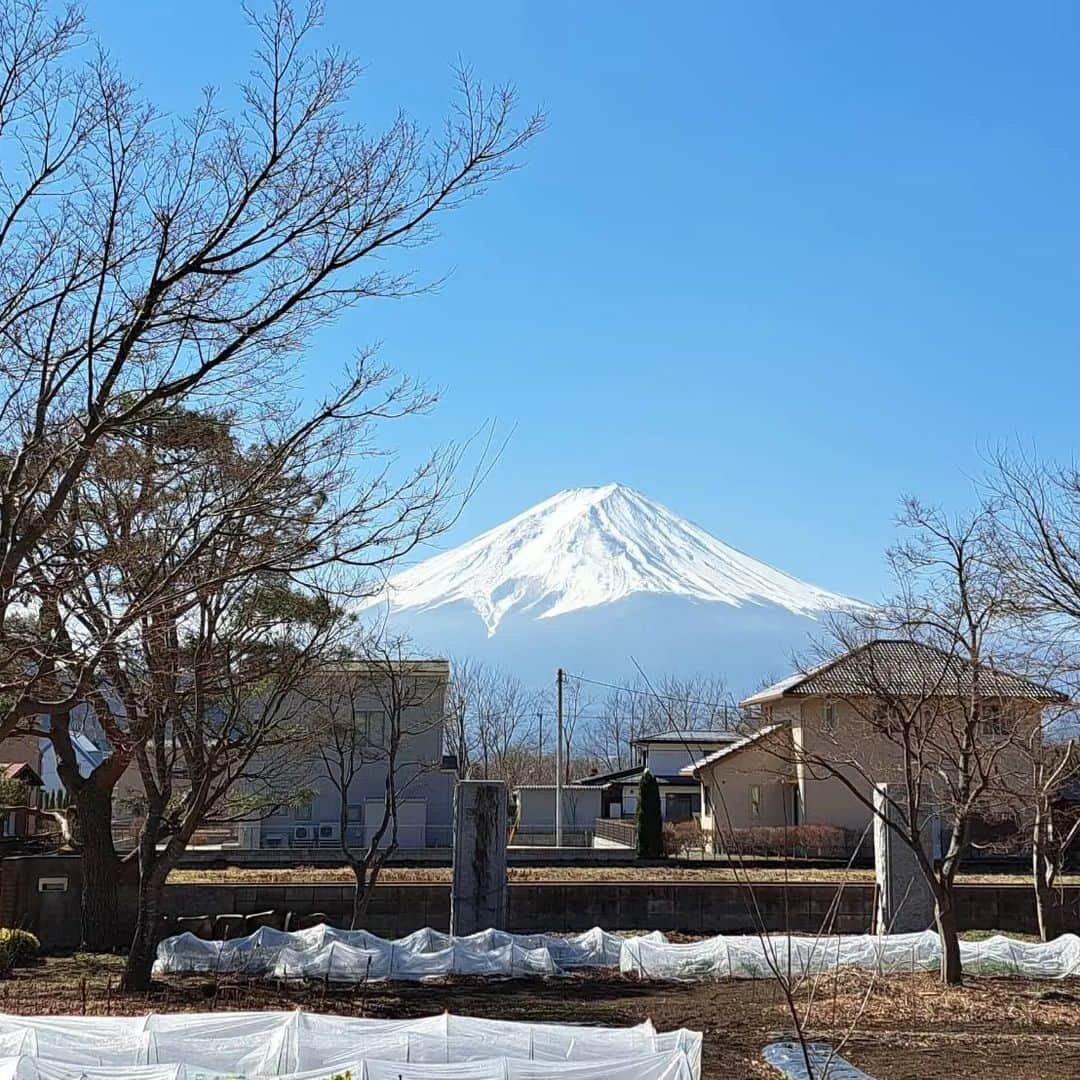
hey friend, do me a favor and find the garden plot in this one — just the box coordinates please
[153,925,666,981]
[0,1009,702,1080]
[620,930,1080,980]
[155,924,1080,985]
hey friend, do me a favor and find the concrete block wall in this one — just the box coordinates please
[3,854,1079,949]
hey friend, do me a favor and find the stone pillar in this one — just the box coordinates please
[873,783,938,934]
[450,780,508,935]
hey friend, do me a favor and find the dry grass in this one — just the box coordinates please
[800,966,1080,1032]
[168,863,1080,886]
[169,865,884,885]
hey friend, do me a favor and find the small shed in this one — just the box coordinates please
[513,785,603,846]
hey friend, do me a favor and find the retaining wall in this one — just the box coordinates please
[3,854,1077,950]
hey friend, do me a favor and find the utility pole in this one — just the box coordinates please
[555,668,564,847]
[537,710,544,772]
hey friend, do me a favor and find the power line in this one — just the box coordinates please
[561,671,737,713]
[569,711,736,725]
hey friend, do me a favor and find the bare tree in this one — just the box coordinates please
[558,676,589,785]
[0,0,540,765]
[476,671,537,786]
[121,577,345,990]
[0,0,537,950]
[983,449,1080,936]
[307,640,447,930]
[1006,728,1080,940]
[444,657,481,780]
[774,499,1045,985]
[445,660,541,786]
[25,375,465,948]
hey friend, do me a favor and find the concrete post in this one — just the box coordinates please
[450,779,508,935]
[873,783,938,934]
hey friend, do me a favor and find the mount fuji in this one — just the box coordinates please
[362,484,860,693]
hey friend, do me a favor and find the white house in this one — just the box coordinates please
[576,730,741,823]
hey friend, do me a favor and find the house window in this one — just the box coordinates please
[347,804,363,822]
[823,701,836,733]
[979,700,1009,736]
[361,710,387,746]
[871,702,901,732]
[294,805,312,822]
[665,793,694,822]
[749,784,761,820]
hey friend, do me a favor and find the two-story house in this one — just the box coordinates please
[27,660,457,853]
[578,729,741,823]
[257,659,456,851]
[684,639,1064,848]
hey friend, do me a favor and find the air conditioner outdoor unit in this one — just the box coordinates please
[292,825,314,842]
[317,822,340,841]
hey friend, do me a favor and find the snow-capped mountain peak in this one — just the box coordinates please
[366,483,855,636]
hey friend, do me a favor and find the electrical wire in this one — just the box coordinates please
[561,670,736,713]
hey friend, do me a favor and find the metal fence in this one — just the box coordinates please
[593,817,636,848]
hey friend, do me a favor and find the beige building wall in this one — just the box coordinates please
[794,698,882,833]
[781,695,1042,836]
[698,731,795,836]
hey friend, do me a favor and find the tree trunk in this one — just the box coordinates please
[122,804,175,991]
[123,813,173,992]
[77,785,121,951]
[349,864,365,930]
[934,893,963,985]
[1032,807,1063,943]
[122,869,166,991]
[1034,846,1063,942]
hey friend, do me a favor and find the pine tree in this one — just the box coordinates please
[635,769,663,859]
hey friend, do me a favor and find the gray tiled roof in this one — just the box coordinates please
[632,729,741,745]
[741,639,1066,706]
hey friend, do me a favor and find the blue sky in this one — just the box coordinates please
[85,2,1080,603]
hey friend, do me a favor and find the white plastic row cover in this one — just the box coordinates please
[619,930,1080,980]
[0,1010,702,1080]
[153,925,667,980]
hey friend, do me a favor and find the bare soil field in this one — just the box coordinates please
[167,864,1078,886]
[3,954,1080,1078]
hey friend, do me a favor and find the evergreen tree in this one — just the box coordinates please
[635,769,663,859]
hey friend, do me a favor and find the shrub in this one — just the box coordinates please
[663,818,705,856]
[0,929,39,967]
[635,770,663,859]
[714,824,851,858]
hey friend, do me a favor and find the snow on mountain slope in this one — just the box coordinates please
[366,484,855,635]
